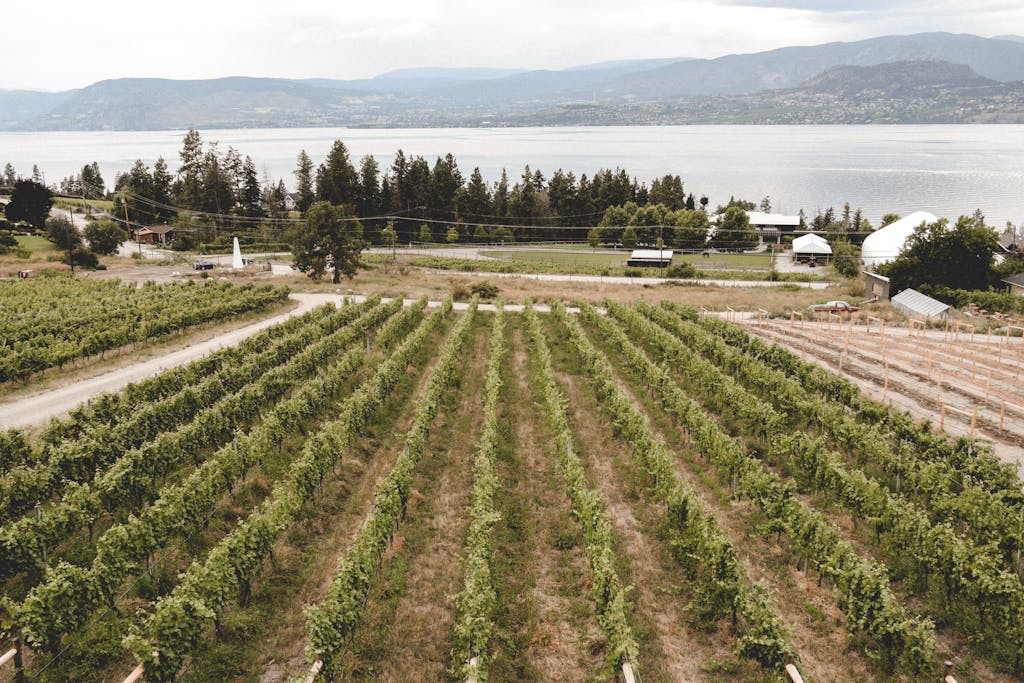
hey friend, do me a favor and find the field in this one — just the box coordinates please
[0,285,1022,683]
[482,248,773,271]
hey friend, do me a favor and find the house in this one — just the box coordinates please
[746,212,801,241]
[1002,273,1024,296]
[136,224,176,246]
[627,249,673,268]
[791,233,832,264]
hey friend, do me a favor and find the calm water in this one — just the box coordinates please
[2,125,1022,226]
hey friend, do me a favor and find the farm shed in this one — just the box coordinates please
[861,211,938,270]
[136,224,176,246]
[891,288,950,319]
[864,271,891,301]
[791,233,832,263]
[627,249,673,268]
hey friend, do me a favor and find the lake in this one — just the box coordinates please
[2,125,1022,227]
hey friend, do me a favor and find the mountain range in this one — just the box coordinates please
[2,32,1023,130]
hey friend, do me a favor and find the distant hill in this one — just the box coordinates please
[4,33,1024,130]
[513,61,1024,126]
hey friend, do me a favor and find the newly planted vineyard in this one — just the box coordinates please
[1,296,1022,682]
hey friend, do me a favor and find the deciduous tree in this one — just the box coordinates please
[6,179,53,228]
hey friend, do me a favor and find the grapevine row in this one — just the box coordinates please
[450,303,507,681]
[123,300,452,682]
[304,299,478,676]
[522,301,640,675]
[685,305,1021,497]
[0,278,287,382]
[0,297,394,581]
[8,298,406,654]
[560,301,793,668]
[620,302,1024,666]
[29,302,333,455]
[0,299,371,523]
[579,301,936,674]
[641,303,1024,570]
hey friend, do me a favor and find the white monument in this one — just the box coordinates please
[232,236,243,269]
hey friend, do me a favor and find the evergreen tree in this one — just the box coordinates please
[492,169,509,217]
[458,167,492,218]
[238,156,263,218]
[316,140,359,206]
[294,150,316,213]
[291,201,365,283]
[177,129,205,210]
[357,155,382,217]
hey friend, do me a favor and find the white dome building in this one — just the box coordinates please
[861,211,939,270]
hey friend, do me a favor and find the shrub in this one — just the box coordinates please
[469,281,499,300]
[666,262,696,279]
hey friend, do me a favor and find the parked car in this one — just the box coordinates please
[808,300,860,313]
[193,260,216,271]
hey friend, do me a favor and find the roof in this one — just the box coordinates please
[792,233,832,255]
[861,211,938,270]
[1002,273,1024,288]
[891,288,950,318]
[746,211,801,227]
[629,249,674,260]
[137,224,176,235]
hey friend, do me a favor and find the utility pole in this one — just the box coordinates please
[123,188,140,257]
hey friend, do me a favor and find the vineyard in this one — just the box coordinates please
[0,276,288,383]
[1,294,1023,682]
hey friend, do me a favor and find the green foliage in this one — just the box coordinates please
[419,223,433,242]
[305,300,473,675]
[9,300,401,655]
[83,220,127,256]
[918,284,1024,315]
[445,225,460,243]
[665,262,696,278]
[469,281,500,300]
[125,302,453,681]
[291,201,366,283]
[451,305,507,680]
[6,179,53,229]
[523,301,640,675]
[830,239,861,278]
[712,206,757,250]
[587,227,601,249]
[0,278,287,383]
[879,213,1000,292]
[621,226,638,249]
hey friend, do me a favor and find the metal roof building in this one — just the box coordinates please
[891,288,950,319]
[627,249,674,267]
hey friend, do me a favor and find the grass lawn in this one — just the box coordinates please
[55,197,115,211]
[482,249,627,267]
[481,248,772,270]
[15,235,56,252]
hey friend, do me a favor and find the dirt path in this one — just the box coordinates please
[0,293,344,429]
[486,325,605,681]
[334,320,489,681]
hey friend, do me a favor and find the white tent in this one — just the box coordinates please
[792,233,832,256]
[861,211,938,270]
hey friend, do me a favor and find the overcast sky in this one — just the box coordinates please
[6,0,1023,91]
